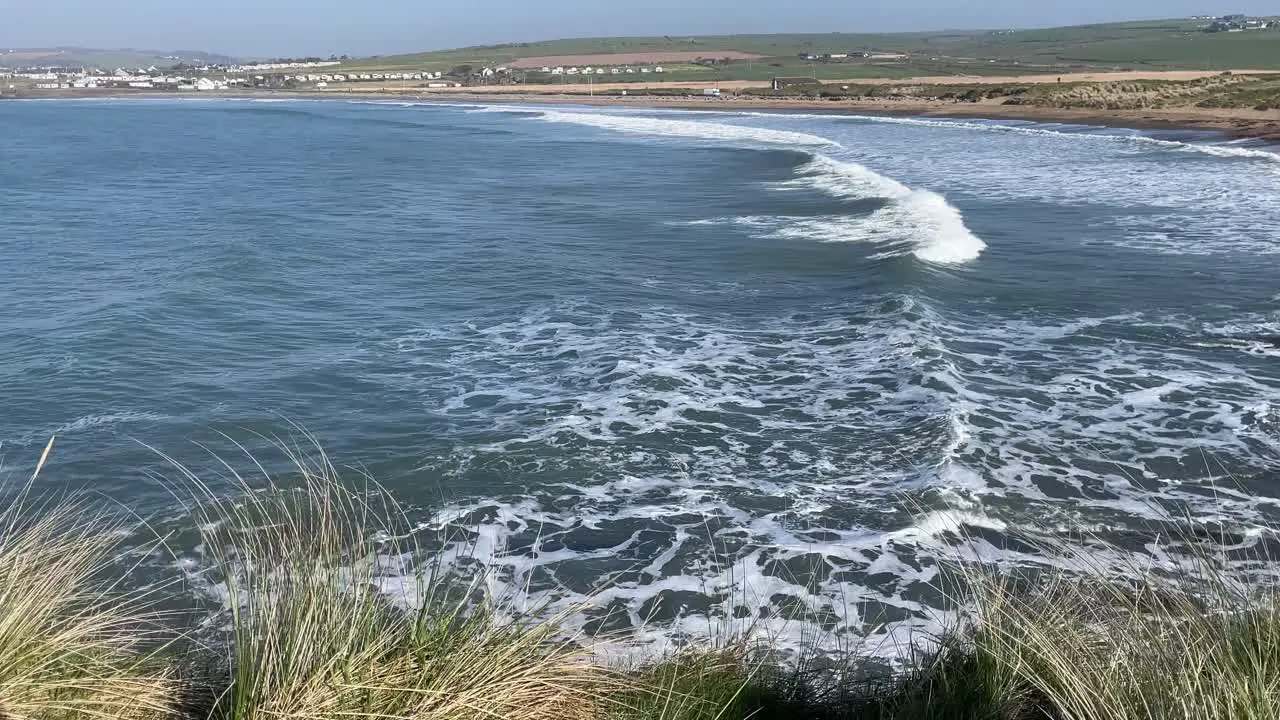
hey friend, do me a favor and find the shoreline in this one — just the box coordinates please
[6,86,1280,143]
[410,92,1280,143]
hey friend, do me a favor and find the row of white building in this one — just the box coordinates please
[541,66,666,76]
[291,71,442,83]
[31,75,237,91]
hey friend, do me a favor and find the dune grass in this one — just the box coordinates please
[161,440,616,720]
[0,438,175,720]
[5,437,1280,719]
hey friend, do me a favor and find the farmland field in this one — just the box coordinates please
[337,20,1280,79]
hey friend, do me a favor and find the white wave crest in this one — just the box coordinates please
[537,109,841,148]
[524,110,982,263]
[780,156,986,264]
[821,113,1280,163]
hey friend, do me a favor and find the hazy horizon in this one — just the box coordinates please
[5,1,1278,58]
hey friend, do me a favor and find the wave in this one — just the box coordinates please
[50,411,167,435]
[525,110,984,264]
[536,109,841,148]
[797,113,1280,163]
[764,155,986,264]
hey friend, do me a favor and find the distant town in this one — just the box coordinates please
[1,14,1277,96]
[1198,13,1275,31]
[0,59,465,92]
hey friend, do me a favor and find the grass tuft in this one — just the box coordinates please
[164,439,614,720]
[0,438,176,720]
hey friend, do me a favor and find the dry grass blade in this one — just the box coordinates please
[0,437,176,720]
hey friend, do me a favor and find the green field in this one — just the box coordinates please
[339,19,1280,80]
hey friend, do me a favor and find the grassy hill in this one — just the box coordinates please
[0,47,239,69]
[340,19,1280,80]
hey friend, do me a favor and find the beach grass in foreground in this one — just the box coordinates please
[4,438,1279,719]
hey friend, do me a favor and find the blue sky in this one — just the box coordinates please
[5,1,1277,57]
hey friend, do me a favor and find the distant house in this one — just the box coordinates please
[826,53,849,60]
[654,66,665,73]
[540,66,552,73]
[551,67,565,75]
[639,67,651,73]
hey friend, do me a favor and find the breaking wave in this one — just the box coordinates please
[530,109,984,264]
[778,155,986,264]
[537,108,840,148]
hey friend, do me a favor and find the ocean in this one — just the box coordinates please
[1,97,1278,654]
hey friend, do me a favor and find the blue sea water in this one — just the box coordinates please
[1,97,1279,652]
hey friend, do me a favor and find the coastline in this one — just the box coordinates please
[6,86,1280,143]
[411,91,1280,143]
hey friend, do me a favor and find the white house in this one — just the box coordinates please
[195,77,219,91]
[625,68,636,74]
[551,67,565,75]
[610,68,621,74]
[639,67,651,73]
[595,68,607,74]
[541,66,552,73]
[567,67,580,74]
[654,66,665,73]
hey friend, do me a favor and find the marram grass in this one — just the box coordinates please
[0,438,176,720]
[7,437,1280,719]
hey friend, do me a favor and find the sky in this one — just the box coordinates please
[4,0,1277,58]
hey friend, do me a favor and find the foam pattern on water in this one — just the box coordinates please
[366,295,1280,659]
